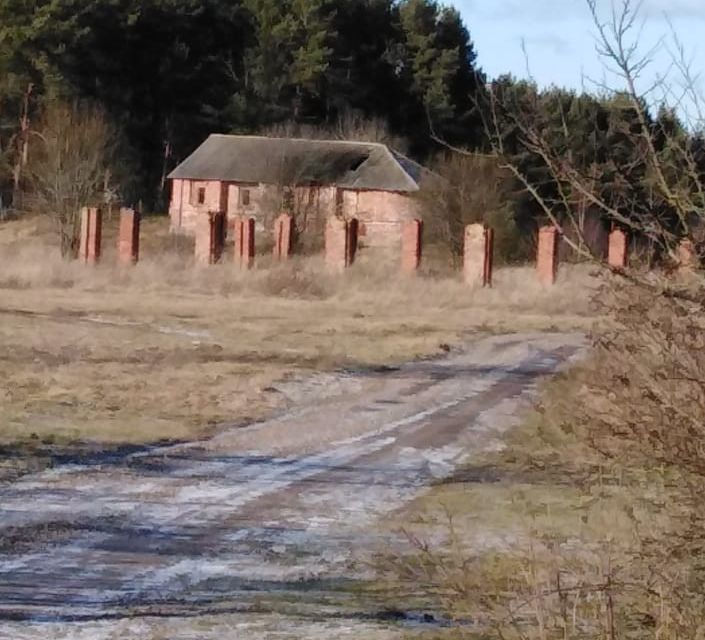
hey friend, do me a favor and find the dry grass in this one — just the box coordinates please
[376,281,705,638]
[372,374,651,638]
[0,215,597,447]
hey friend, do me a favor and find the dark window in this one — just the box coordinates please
[240,188,251,206]
[197,187,206,205]
[283,189,294,212]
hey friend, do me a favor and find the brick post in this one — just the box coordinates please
[347,218,359,267]
[463,223,493,287]
[537,225,559,285]
[401,219,423,274]
[325,217,349,272]
[484,227,495,287]
[195,211,225,265]
[117,208,140,265]
[233,216,255,269]
[607,229,628,269]
[79,207,102,265]
[273,213,293,261]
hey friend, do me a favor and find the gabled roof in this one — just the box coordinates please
[168,135,428,193]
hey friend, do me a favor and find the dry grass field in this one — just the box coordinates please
[0,215,597,449]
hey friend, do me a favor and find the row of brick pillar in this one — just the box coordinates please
[77,207,624,285]
[534,226,694,283]
[536,226,631,285]
[462,224,632,287]
[193,213,424,274]
[78,207,140,266]
[77,208,691,282]
[195,212,292,267]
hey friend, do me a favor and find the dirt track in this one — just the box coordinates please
[0,332,585,639]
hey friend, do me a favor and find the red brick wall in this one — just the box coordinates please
[195,211,226,265]
[273,213,293,260]
[401,219,423,274]
[608,229,628,269]
[118,208,140,265]
[325,217,350,272]
[537,226,559,285]
[464,224,493,287]
[79,207,102,265]
[170,179,227,233]
[169,180,419,251]
[339,189,421,248]
[232,216,255,269]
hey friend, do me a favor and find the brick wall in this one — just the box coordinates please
[118,208,140,265]
[169,179,419,250]
[463,224,493,287]
[537,226,559,285]
[400,219,423,274]
[339,189,421,248]
[169,179,227,233]
[79,207,102,264]
[608,229,628,269]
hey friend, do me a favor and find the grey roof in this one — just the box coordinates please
[168,135,427,192]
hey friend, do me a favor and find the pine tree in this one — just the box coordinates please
[398,0,459,122]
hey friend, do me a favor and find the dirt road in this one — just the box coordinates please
[0,332,585,639]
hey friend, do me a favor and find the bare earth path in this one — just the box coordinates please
[0,332,585,639]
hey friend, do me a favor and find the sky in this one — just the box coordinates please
[455,0,705,123]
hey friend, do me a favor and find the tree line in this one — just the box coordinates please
[0,0,485,210]
[1,0,701,261]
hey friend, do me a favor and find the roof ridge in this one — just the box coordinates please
[209,133,388,150]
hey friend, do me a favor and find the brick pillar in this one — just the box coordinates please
[117,208,140,266]
[401,219,423,274]
[464,223,493,287]
[537,225,559,285]
[607,229,628,269]
[484,227,495,288]
[678,238,697,271]
[347,218,359,267]
[195,211,225,265]
[79,207,102,265]
[325,217,349,272]
[233,216,255,269]
[273,213,293,261]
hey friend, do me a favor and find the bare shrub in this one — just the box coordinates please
[379,279,705,638]
[24,102,117,258]
[417,152,525,267]
[261,107,409,152]
[381,1,705,636]
[473,0,705,275]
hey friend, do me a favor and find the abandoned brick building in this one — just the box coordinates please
[168,135,428,248]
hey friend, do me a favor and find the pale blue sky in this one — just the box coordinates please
[456,0,705,123]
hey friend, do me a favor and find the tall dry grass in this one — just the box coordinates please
[0,215,596,449]
[0,216,596,317]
